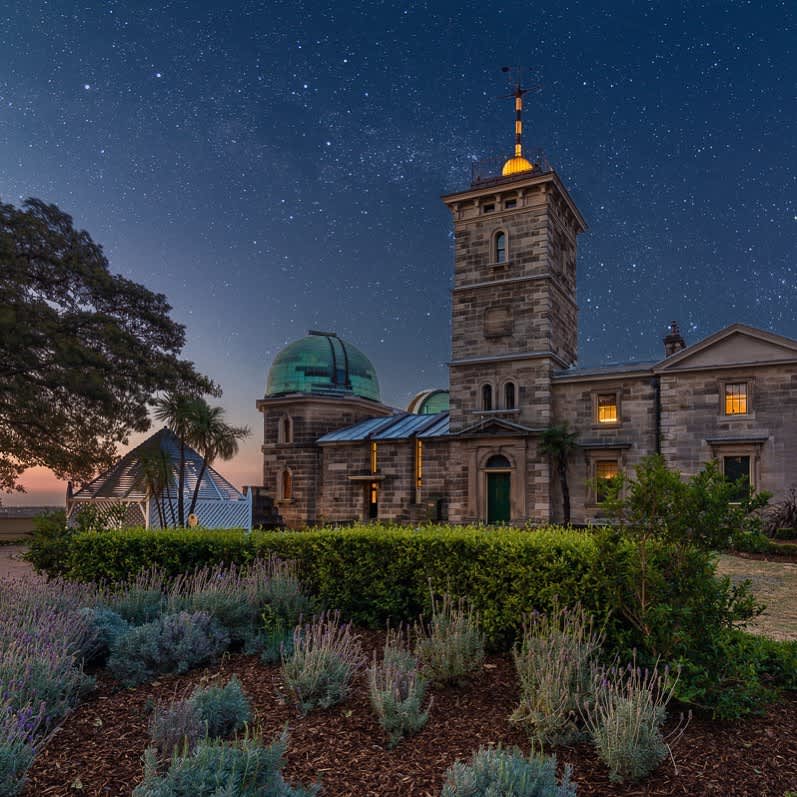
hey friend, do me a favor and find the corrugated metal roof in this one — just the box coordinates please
[316,415,399,443]
[317,411,451,443]
[417,413,450,438]
[373,412,446,440]
[71,428,245,502]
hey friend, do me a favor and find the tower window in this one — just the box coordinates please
[724,383,748,415]
[495,232,506,263]
[482,203,495,214]
[482,384,493,411]
[504,382,516,410]
[504,199,517,209]
[370,441,378,473]
[277,415,293,444]
[279,469,293,501]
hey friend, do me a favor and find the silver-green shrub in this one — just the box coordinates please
[133,732,318,797]
[414,593,485,685]
[580,658,683,783]
[190,676,251,739]
[148,677,252,760]
[440,746,577,797]
[510,601,604,746]
[281,611,364,714]
[368,625,430,747]
[148,696,203,761]
[107,611,230,686]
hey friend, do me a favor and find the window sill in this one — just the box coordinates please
[592,422,622,430]
[275,499,295,505]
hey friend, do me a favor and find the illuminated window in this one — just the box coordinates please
[595,460,619,503]
[597,394,618,424]
[504,382,516,410]
[277,415,293,444]
[370,441,378,473]
[725,383,748,415]
[279,469,292,501]
[495,232,506,263]
[415,439,423,491]
[482,203,495,214]
[482,384,493,411]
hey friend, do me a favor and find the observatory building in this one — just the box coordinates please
[257,86,797,528]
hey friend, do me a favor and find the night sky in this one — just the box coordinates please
[2,0,795,504]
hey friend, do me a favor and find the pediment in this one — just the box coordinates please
[656,325,797,372]
[453,417,539,437]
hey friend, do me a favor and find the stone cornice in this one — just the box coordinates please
[448,350,570,369]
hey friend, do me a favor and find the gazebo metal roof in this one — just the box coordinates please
[71,428,244,503]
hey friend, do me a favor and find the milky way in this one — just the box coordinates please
[1,0,794,499]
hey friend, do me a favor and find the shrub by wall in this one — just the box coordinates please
[58,525,633,648]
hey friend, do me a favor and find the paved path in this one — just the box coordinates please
[716,553,797,641]
[0,545,36,580]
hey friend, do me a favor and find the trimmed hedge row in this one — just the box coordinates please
[54,525,634,648]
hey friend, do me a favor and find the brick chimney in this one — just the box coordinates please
[663,321,686,358]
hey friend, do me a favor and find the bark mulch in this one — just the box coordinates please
[24,631,797,797]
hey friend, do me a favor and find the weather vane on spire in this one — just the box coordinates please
[499,66,542,177]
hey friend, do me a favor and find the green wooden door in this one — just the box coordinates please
[487,472,510,523]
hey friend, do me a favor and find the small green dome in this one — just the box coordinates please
[407,389,450,414]
[266,332,380,401]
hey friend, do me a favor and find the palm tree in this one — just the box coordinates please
[186,400,250,518]
[138,445,175,528]
[539,424,578,525]
[152,392,199,526]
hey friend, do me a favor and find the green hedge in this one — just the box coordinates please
[55,524,634,648]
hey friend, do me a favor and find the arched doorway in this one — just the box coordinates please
[484,454,511,523]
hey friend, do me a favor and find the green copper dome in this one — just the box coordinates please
[407,389,450,414]
[266,332,381,401]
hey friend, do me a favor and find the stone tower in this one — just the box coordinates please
[442,86,587,434]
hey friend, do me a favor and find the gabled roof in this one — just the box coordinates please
[654,323,797,373]
[452,417,543,437]
[71,428,245,502]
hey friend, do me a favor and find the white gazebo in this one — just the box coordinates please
[66,428,251,530]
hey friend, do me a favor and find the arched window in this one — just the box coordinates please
[504,382,516,410]
[495,231,507,263]
[279,469,293,500]
[485,454,511,469]
[482,384,493,411]
[278,415,293,444]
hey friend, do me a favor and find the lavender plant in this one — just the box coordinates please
[0,579,96,727]
[148,676,252,762]
[107,611,230,686]
[440,746,577,797]
[510,601,604,746]
[166,558,314,649]
[0,700,44,797]
[190,676,251,739]
[368,625,430,748]
[101,567,167,625]
[281,611,365,714]
[133,732,319,797]
[414,592,485,686]
[580,657,686,783]
[148,695,204,761]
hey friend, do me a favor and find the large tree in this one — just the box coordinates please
[0,198,214,494]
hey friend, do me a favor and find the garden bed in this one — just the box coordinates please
[24,632,797,797]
